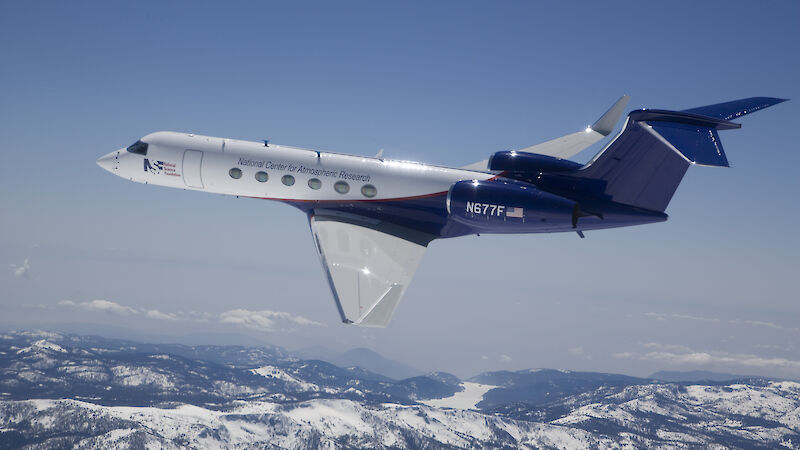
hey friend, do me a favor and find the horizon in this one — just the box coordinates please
[2,1,799,382]
[2,327,795,383]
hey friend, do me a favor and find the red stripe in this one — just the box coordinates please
[245,190,447,203]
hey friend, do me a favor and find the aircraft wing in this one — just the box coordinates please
[309,212,430,327]
[518,95,630,159]
[461,95,630,171]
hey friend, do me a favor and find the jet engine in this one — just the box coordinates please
[447,179,579,233]
[488,151,582,174]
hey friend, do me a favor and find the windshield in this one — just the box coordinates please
[126,140,148,155]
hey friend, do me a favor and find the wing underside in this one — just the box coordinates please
[309,213,429,327]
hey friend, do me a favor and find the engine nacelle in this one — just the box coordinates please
[447,179,577,233]
[488,151,582,174]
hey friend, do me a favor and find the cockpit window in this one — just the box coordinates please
[126,140,148,155]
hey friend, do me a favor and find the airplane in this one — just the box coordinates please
[97,96,786,327]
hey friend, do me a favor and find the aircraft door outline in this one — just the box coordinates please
[182,149,204,189]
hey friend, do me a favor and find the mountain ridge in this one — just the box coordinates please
[1,330,798,449]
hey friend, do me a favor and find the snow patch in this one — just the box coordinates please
[111,365,174,388]
[16,340,67,354]
[285,400,371,436]
[252,365,319,392]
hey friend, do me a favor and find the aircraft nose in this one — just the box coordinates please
[96,150,121,173]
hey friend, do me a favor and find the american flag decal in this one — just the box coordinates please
[506,207,524,218]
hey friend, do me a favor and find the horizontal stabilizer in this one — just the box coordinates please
[630,109,743,167]
[683,97,788,121]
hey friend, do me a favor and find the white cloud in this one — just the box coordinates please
[641,351,716,365]
[84,299,138,314]
[57,300,322,330]
[672,313,720,323]
[290,315,324,326]
[729,319,799,332]
[739,320,782,329]
[645,312,719,323]
[568,346,592,360]
[500,354,512,363]
[145,309,178,321]
[481,355,489,361]
[613,342,800,372]
[641,342,693,353]
[11,259,30,278]
[220,309,275,330]
[646,312,799,333]
[646,351,800,369]
[59,299,168,319]
[21,303,50,309]
[61,299,138,315]
[219,309,323,331]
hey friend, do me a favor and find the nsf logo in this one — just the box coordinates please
[143,158,164,174]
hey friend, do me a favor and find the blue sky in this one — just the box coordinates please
[1,1,798,378]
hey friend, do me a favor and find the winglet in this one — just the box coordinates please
[591,95,630,136]
[356,284,404,327]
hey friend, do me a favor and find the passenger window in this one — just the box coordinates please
[361,184,377,198]
[255,171,268,182]
[334,181,350,194]
[281,175,295,186]
[308,178,322,190]
[229,168,243,179]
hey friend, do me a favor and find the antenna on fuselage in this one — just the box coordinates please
[263,139,269,147]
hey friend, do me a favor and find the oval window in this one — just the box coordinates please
[334,181,350,194]
[361,184,377,198]
[308,178,322,190]
[255,171,268,182]
[229,168,242,179]
[281,174,295,186]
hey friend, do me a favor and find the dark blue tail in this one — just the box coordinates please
[575,97,786,212]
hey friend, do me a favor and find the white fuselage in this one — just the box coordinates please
[97,131,492,203]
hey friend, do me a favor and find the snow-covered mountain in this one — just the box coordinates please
[1,331,798,449]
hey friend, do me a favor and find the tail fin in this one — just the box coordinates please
[576,97,786,212]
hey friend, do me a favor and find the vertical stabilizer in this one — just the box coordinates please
[576,98,787,212]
